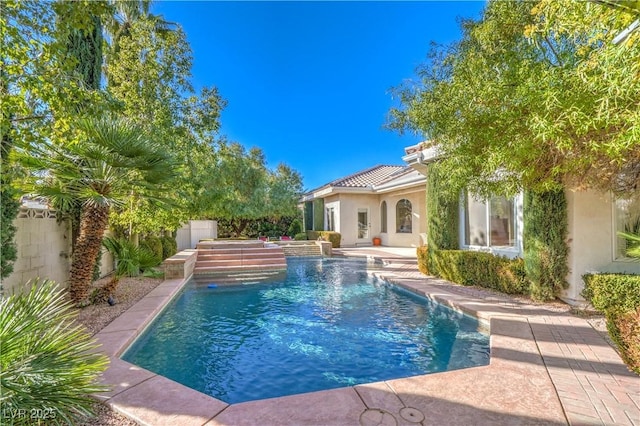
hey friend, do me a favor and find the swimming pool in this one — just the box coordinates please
[122,257,489,404]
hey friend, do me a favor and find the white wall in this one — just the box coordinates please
[176,220,218,250]
[563,189,640,304]
[1,208,72,294]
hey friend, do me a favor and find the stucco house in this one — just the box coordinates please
[301,164,427,248]
[403,142,640,305]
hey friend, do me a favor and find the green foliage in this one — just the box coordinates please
[303,202,313,231]
[102,237,160,277]
[0,136,19,280]
[287,218,303,237]
[140,235,163,261]
[313,199,325,231]
[160,236,178,259]
[294,232,308,241]
[202,143,304,237]
[306,231,341,248]
[583,274,640,315]
[389,0,640,196]
[431,250,529,295]
[524,189,569,301]
[417,246,430,275]
[426,162,459,251]
[0,279,109,423]
[582,273,640,373]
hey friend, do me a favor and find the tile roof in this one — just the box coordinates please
[323,165,406,189]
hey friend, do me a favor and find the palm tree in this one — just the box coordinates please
[16,116,174,304]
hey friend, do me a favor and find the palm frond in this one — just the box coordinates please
[0,279,109,423]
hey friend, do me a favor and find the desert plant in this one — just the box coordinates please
[103,237,160,278]
[15,116,175,304]
[0,279,109,424]
[100,237,160,298]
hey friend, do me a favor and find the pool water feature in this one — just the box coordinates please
[122,257,489,404]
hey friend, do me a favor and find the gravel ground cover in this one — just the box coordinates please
[75,275,162,426]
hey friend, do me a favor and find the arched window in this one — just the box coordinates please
[396,199,412,233]
[380,201,387,233]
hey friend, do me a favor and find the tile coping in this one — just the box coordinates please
[94,256,640,426]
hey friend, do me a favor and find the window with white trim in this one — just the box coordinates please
[381,201,387,233]
[326,207,335,232]
[614,196,640,260]
[464,193,516,248]
[396,199,412,233]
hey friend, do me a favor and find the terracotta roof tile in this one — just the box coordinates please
[326,165,406,188]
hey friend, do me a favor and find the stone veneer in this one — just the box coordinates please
[162,249,198,279]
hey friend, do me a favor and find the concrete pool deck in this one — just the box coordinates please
[94,248,640,425]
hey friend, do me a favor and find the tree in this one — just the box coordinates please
[105,13,227,235]
[14,116,175,304]
[388,0,640,198]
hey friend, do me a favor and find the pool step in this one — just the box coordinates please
[194,270,286,285]
[194,243,287,277]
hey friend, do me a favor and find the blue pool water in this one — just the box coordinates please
[122,257,489,404]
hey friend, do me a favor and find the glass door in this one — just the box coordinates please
[357,208,369,239]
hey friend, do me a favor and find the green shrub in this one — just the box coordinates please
[417,246,430,275]
[432,250,529,295]
[313,199,324,231]
[294,232,308,240]
[103,237,161,277]
[583,273,640,373]
[0,279,109,423]
[160,236,178,259]
[524,189,569,301]
[287,219,303,237]
[140,235,163,261]
[583,274,640,315]
[307,231,341,248]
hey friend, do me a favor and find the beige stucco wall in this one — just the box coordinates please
[328,188,426,248]
[380,189,426,248]
[1,208,73,294]
[335,193,380,247]
[563,189,640,304]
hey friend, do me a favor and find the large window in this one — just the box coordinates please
[615,196,640,260]
[381,201,387,233]
[396,199,412,233]
[326,207,335,232]
[464,194,516,248]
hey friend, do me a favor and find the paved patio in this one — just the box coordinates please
[94,248,640,425]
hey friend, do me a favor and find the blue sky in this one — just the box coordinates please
[152,1,485,191]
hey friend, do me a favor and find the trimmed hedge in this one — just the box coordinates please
[431,250,529,295]
[307,231,341,248]
[583,273,640,374]
[417,246,430,275]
